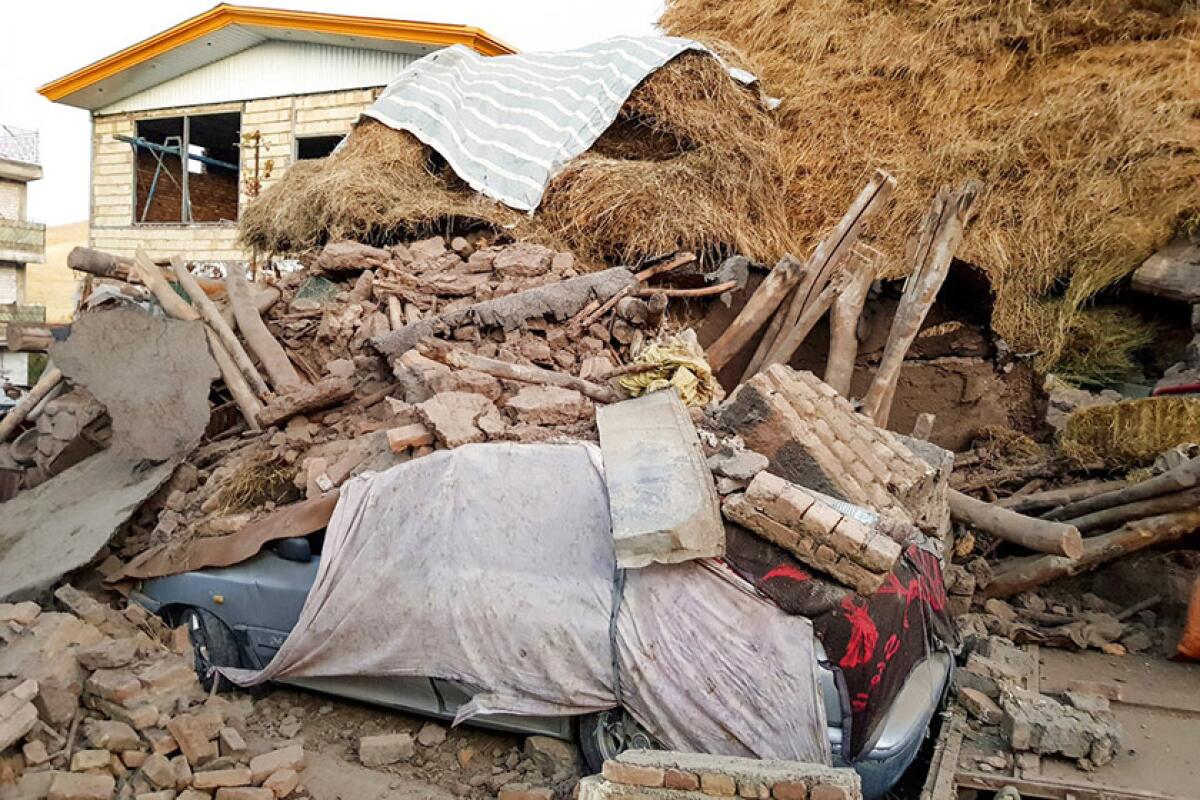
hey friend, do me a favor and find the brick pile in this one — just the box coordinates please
[952,634,1125,772]
[719,365,950,539]
[723,472,903,595]
[579,751,861,800]
[0,587,308,800]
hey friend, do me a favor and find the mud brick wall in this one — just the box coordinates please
[723,471,902,595]
[720,364,949,538]
[580,750,862,800]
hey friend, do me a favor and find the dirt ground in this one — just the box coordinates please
[244,685,582,799]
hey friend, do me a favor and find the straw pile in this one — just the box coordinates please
[240,52,793,266]
[660,0,1200,373]
[1060,395,1200,467]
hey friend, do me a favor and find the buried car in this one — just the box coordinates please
[132,443,952,798]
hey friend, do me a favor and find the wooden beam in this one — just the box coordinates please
[985,508,1200,598]
[705,255,803,372]
[949,489,1084,559]
[862,181,981,427]
[418,340,620,403]
[224,266,303,391]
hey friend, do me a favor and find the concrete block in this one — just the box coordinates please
[596,390,724,568]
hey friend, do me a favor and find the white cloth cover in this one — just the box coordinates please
[361,36,758,212]
[225,443,829,762]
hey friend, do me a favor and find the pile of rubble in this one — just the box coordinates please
[0,587,305,800]
[583,750,860,799]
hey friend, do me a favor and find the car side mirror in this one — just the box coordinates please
[273,537,313,563]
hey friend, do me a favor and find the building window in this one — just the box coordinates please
[296,135,344,160]
[134,112,240,223]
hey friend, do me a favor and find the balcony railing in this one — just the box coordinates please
[0,219,46,262]
[0,126,39,165]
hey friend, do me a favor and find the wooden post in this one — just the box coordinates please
[862,181,981,427]
[224,266,303,391]
[753,170,896,374]
[705,255,803,372]
[824,248,877,396]
[949,489,1084,559]
[131,249,262,429]
[67,246,224,295]
[985,508,1200,598]
[0,367,63,442]
[171,256,271,400]
[5,324,60,352]
[995,480,1128,514]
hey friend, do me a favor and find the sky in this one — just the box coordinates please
[0,0,664,226]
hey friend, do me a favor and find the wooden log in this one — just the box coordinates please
[1045,458,1200,521]
[756,170,896,372]
[418,340,620,403]
[754,276,843,374]
[224,266,303,391]
[635,280,738,298]
[257,377,355,428]
[172,256,271,401]
[740,284,796,382]
[861,182,981,426]
[824,249,877,396]
[985,508,1200,598]
[949,488,1084,559]
[131,249,262,429]
[204,328,263,431]
[0,367,63,442]
[705,255,803,372]
[577,252,695,330]
[1064,486,1200,533]
[68,246,224,295]
[4,323,61,352]
[996,480,1129,514]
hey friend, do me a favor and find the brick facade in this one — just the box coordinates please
[89,87,382,262]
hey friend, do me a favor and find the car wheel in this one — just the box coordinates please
[178,607,243,693]
[579,708,659,773]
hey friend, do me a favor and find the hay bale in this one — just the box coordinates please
[240,121,529,253]
[240,52,793,266]
[1060,395,1200,467]
[659,0,1200,371]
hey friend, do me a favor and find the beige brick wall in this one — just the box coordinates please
[0,179,25,220]
[89,87,381,260]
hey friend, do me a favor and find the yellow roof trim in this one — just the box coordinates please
[37,3,516,102]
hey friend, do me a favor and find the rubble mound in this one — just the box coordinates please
[240,52,793,266]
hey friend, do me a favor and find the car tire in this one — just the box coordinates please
[578,708,659,774]
[178,607,243,693]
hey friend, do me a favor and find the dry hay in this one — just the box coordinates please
[969,425,1045,468]
[210,454,298,514]
[240,52,792,267]
[539,51,793,265]
[660,0,1200,372]
[240,121,527,253]
[1060,395,1200,467]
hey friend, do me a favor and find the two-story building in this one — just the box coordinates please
[38,4,512,264]
[0,126,46,387]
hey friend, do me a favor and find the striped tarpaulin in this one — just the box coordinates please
[361,36,757,212]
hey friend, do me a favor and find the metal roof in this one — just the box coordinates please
[38,4,516,112]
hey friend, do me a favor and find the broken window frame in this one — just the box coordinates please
[126,112,242,225]
[294,134,346,161]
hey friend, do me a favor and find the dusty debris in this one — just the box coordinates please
[51,309,218,461]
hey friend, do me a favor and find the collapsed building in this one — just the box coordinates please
[3,3,1200,800]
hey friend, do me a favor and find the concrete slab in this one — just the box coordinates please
[596,390,723,569]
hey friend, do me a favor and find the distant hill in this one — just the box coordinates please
[26,221,86,324]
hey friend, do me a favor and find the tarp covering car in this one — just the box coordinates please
[223,442,831,763]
